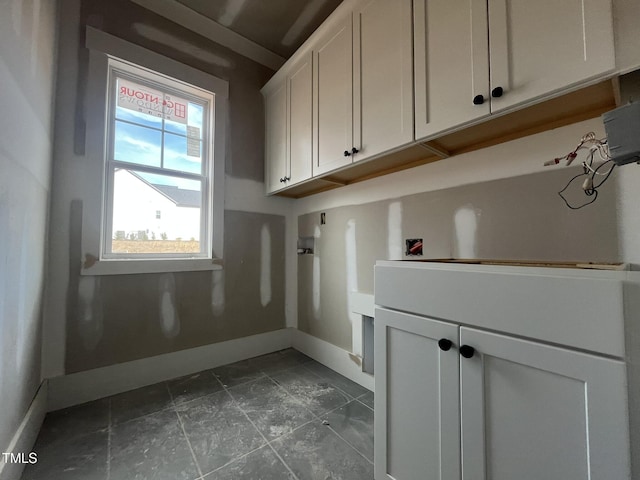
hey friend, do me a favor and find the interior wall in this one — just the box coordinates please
[43,0,292,377]
[293,118,623,351]
[0,0,58,456]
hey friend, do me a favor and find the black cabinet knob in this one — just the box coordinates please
[344,150,351,157]
[459,345,475,358]
[352,147,359,154]
[438,339,453,351]
[279,177,285,183]
[473,94,484,105]
[284,176,290,181]
[491,86,504,98]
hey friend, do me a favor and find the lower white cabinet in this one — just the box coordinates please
[375,307,630,480]
[374,308,461,480]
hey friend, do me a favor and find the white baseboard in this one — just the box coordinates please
[48,328,294,411]
[0,381,48,480]
[292,329,374,392]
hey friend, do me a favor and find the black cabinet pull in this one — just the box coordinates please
[491,86,504,98]
[352,147,359,154]
[279,177,285,183]
[438,339,453,351]
[459,345,475,358]
[473,94,484,105]
[284,176,290,181]
[344,150,351,157]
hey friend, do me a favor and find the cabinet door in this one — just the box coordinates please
[288,52,313,185]
[264,80,288,193]
[353,0,413,161]
[314,15,353,176]
[374,308,460,480]
[460,327,630,480]
[413,0,490,140]
[488,0,615,113]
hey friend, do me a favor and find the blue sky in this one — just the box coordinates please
[113,102,205,190]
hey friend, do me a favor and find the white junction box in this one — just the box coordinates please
[603,101,640,165]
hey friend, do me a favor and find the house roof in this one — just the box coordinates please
[150,184,201,208]
[119,169,201,208]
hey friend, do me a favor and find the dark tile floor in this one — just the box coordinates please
[22,349,374,480]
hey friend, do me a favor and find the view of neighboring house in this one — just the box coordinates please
[112,169,201,241]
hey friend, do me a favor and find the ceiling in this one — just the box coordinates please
[174,0,343,59]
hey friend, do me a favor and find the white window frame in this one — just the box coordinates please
[104,58,213,259]
[81,27,227,275]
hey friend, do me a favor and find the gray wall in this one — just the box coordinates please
[65,210,285,372]
[298,167,620,350]
[44,0,287,375]
[0,0,58,456]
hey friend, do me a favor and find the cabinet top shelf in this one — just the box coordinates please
[391,258,627,271]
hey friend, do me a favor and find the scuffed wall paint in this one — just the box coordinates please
[260,223,273,307]
[298,167,620,349]
[44,0,290,376]
[453,205,480,259]
[0,0,57,460]
[159,274,180,339]
[76,276,104,350]
[387,201,403,260]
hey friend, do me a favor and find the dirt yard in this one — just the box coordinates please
[111,240,200,254]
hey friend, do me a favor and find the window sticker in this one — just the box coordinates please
[187,126,201,157]
[117,78,188,124]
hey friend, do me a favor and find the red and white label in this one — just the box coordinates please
[117,78,188,124]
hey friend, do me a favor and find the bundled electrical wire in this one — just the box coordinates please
[545,132,616,210]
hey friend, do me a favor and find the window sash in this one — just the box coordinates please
[103,58,214,260]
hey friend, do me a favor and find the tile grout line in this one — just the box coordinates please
[215,374,302,480]
[165,382,205,480]
[355,396,374,412]
[299,363,363,401]
[262,370,374,466]
[209,357,370,475]
[263,369,351,423]
[106,398,112,480]
[326,424,374,466]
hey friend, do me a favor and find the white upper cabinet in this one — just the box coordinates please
[414,0,615,140]
[414,0,490,140]
[288,52,313,185]
[264,80,288,193]
[353,0,414,161]
[264,54,313,195]
[488,0,615,113]
[314,15,354,176]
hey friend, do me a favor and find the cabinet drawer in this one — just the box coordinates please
[374,262,626,357]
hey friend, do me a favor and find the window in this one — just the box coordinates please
[82,28,227,275]
[104,58,212,259]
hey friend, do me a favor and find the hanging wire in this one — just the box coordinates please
[547,132,616,210]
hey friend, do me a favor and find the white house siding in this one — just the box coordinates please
[112,169,201,241]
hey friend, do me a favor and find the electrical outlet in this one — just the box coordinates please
[405,238,423,256]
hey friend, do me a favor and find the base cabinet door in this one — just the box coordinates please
[459,327,630,480]
[374,308,460,480]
